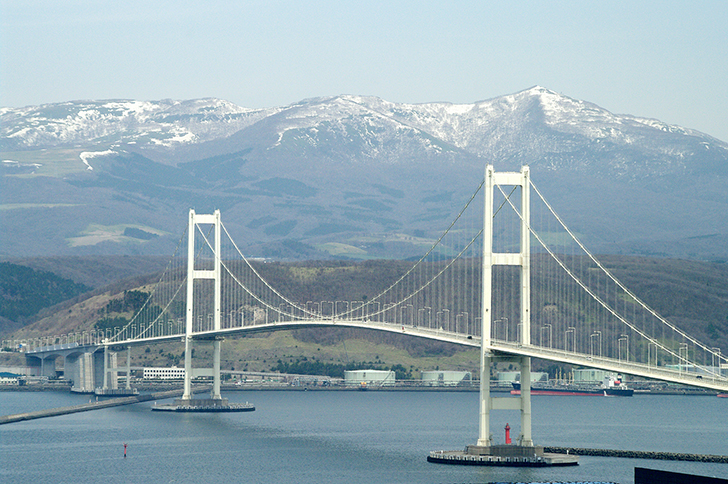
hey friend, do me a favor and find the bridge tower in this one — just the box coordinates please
[180,209,225,405]
[473,165,536,452]
[152,209,254,412]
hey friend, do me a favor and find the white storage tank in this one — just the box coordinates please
[496,371,521,385]
[573,369,611,383]
[421,370,472,386]
[344,369,395,387]
[496,371,548,384]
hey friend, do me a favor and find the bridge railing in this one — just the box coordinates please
[7,331,110,354]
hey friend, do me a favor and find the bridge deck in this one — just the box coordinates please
[27,317,728,393]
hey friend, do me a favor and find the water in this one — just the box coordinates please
[1,390,727,484]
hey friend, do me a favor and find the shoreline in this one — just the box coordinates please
[0,383,720,395]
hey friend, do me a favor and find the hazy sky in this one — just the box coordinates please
[2,1,727,141]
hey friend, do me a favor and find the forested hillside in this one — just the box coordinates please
[5,256,170,289]
[0,262,90,333]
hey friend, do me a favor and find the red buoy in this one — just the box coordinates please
[124,443,127,458]
[505,423,511,444]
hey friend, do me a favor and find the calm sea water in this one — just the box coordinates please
[1,390,727,484]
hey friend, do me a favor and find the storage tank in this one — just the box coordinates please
[573,369,611,383]
[344,369,395,387]
[496,371,548,384]
[421,370,472,386]
[496,371,521,385]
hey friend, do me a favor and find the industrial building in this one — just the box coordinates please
[143,366,185,380]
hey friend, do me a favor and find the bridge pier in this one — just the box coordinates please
[25,346,102,391]
[475,353,534,449]
[25,354,60,378]
[179,335,225,406]
[68,349,99,393]
[25,343,137,395]
[96,346,138,396]
[435,356,576,466]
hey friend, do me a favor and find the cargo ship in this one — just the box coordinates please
[511,375,634,397]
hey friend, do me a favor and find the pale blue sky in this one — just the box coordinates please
[2,1,727,141]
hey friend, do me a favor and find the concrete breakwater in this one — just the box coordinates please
[544,446,728,463]
[0,388,205,425]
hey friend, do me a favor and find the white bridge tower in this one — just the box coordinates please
[180,209,224,404]
[474,165,535,452]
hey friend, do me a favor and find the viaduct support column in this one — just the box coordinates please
[103,346,109,390]
[126,347,131,390]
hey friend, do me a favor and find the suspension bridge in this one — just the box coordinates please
[16,165,728,463]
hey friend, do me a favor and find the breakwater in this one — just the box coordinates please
[0,387,209,425]
[544,446,728,463]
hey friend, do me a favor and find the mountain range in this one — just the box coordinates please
[2,86,728,261]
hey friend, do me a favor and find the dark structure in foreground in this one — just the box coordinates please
[635,467,728,484]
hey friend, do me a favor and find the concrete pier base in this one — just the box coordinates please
[466,444,543,457]
[428,444,578,467]
[151,397,255,413]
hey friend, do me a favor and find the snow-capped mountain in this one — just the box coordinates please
[275,88,718,178]
[4,87,724,174]
[2,87,728,261]
[0,98,278,150]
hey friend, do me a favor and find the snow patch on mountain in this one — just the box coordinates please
[79,149,116,170]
